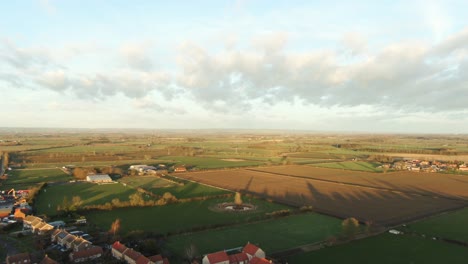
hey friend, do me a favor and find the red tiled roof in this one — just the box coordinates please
[149,255,170,264]
[124,248,142,261]
[206,251,229,264]
[6,253,31,263]
[135,255,151,264]
[149,254,163,262]
[112,241,128,253]
[39,255,59,264]
[69,246,103,261]
[242,243,260,256]
[228,252,249,264]
[249,257,270,264]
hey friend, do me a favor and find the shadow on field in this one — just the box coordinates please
[177,169,468,227]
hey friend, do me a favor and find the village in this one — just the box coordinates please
[1,164,273,264]
[387,159,468,173]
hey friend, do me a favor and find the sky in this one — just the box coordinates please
[0,0,467,133]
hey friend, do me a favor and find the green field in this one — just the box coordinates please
[310,161,383,172]
[6,168,71,185]
[35,182,137,216]
[167,213,342,256]
[120,176,230,198]
[287,233,468,264]
[85,197,291,235]
[403,208,468,242]
[158,156,264,169]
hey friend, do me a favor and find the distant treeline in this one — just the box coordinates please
[333,144,462,155]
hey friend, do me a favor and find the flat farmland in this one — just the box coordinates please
[251,165,468,200]
[35,182,138,216]
[167,213,342,256]
[6,168,71,185]
[287,233,468,264]
[176,167,467,226]
[119,176,230,198]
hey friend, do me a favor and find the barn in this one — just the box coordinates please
[86,174,112,183]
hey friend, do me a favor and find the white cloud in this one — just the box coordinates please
[120,42,154,71]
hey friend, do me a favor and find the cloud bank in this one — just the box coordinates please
[1,28,467,113]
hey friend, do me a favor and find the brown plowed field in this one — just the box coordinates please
[251,165,468,200]
[176,166,468,226]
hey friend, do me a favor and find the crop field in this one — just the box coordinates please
[5,168,71,185]
[158,156,264,169]
[287,233,468,264]
[311,161,383,172]
[176,167,468,226]
[251,165,468,200]
[119,176,230,198]
[85,197,291,235]
[403,207,468,242]
[167,213,342,256]
[35,182,138,216]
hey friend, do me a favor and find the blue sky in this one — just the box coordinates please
[0,0,467,132]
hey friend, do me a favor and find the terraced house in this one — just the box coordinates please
[112,241,169,264]
[202,243,268,264]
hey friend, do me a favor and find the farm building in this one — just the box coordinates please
[174,165,187,172]
[129,165,157,172]
[86,174,112,183]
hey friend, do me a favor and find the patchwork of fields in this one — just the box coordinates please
[177,166,468,226]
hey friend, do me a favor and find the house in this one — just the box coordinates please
[86,174,112,183]
[249,257,270,264]
[23,215,41,229]
[39,255,59,264]
[31,220,54,235]
[228,253,249,264]
[149,254,170,264]
[202,251,229,264]
[71,236,92,251]
[123,248,142,264]
[112,241,129,259]
[63,234,78,249]
[242,243,265,259]
[69,246,103,263]
[52,229,69,244]
[135,255,152,264]
[174,165,187,172]
[6,253,31,264]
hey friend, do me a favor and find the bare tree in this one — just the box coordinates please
[234,192,243,206]
[342,217,360,240]
[109,219,121,237]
